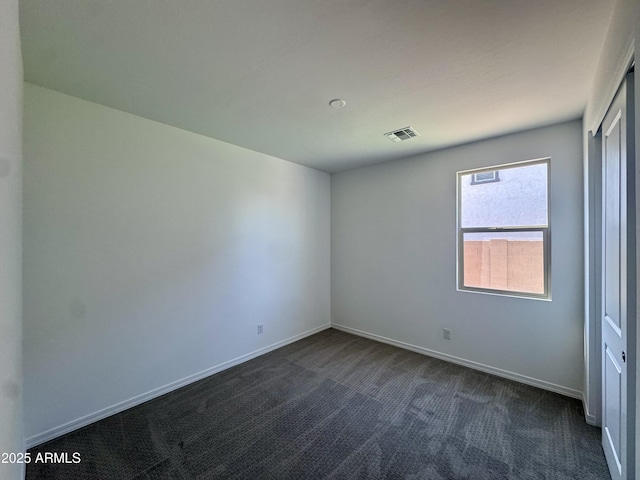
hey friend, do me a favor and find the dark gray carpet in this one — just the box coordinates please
[26,328,610,479]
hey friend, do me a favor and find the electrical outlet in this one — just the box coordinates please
[257,324,263,334]
[443,328,452,340]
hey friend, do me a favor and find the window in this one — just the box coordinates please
[471,170,500,184]
[457,158,550,299]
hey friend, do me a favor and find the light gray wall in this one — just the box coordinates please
[23,84,330,444]
[0,1,24,478]
[582,0,639,431]
[332,120,584,394]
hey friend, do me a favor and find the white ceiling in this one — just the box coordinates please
[20,0,615,173]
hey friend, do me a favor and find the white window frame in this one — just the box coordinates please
[456,158,551,300]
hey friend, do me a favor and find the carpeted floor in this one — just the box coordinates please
[26,328,610,479]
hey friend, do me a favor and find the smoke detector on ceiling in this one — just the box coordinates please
[384,126,420,142]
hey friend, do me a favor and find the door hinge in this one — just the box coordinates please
[622,351,626,362]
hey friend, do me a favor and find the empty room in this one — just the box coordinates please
[2,0,640,479]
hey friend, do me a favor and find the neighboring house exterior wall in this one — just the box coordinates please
[460,161,547,229]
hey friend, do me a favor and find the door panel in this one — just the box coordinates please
[604,345,622,472]
[604,116,621,333]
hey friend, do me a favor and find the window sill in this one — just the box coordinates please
[456,287,552,302]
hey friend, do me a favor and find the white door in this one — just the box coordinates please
[601,73,634,480]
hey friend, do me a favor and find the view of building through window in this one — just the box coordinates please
[458,160,549,297]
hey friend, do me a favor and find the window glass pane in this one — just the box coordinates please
[462,231,544,294]
[475,172,496,182]
[460,162,548,228]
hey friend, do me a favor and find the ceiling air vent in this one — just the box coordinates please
[384,126,420,142]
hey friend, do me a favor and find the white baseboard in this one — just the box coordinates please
[582,392,598,426]
[25,323,331,449]
[331,323,583,400]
